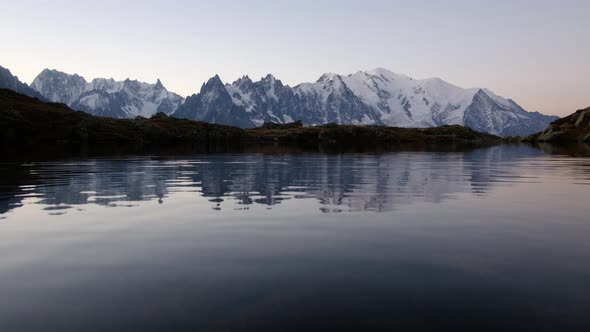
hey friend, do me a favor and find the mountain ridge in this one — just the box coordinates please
[31,68,184,119]
[3,65,560,136]
[173,68,557,136]
[0,65,46,100]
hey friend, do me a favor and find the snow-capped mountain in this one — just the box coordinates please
[174,75,255,128]
[0,65,45,100]
[225,74,302,125]
[31,69,184,118]
[173,68,557,136]
[1,64,556,136]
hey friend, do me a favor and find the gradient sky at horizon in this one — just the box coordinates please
[2,0,589,116]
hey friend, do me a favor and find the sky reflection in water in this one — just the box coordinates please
[0,145,589,331]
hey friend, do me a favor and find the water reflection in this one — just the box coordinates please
[1,145,590,331]
[0,145,588,216]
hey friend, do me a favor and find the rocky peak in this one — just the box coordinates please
[200,75,226,94]
[31,68,87,102]
[90,78,119,91]
[232,75,254,90]
[122,78,142,92]
[154,79,165,90]
[29,68,184,118]
[262,74,276,82]
[260,74,284,91]
[317,73,342,83]
[238,75,251,82]
[36,68,85,81]
[2,67,51,101]
[471,89,495,105]
[0,66,20,89]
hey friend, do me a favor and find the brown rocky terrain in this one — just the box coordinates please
[246,122,501,147]
[524,107,590,143]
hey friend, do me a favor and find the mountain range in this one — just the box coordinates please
[30,69,184,118]
[1,65,558,136]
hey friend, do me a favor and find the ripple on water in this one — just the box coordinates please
[0,145,588,215]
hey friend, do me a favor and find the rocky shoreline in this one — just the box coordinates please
[245,121,502,147]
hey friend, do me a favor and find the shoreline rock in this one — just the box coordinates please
[524,107,590,143]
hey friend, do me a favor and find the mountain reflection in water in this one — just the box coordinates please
[1,145,588,216]
[1,144,590,331]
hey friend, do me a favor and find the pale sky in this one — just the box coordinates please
[2,0,589,116]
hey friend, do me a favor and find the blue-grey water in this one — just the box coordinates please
[0,145,589,331]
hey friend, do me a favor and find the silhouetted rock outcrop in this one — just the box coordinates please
[246,124,502,147]
[524,107,590,143]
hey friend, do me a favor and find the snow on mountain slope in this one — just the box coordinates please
[31,69,86,105]
[292,68,557,135]
[224,74,300,126]
[174,75,255,128]
[31,69,184,118]
[293,73,382,125]
[335,69,479,127]
[171,68,557,135]
[26,66,555,136]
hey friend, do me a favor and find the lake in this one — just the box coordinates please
[0,145,589,331]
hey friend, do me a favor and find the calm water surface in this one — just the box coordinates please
[0,145,589,331]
